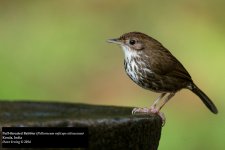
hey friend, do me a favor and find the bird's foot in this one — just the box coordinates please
[149,107,166,126]
[132,107,166,126]
[132,107,151,114]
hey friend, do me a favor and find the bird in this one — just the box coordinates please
[107,32,218,125]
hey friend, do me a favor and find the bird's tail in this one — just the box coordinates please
[188,83,218,114]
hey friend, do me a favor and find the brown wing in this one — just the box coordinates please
[149,46,192,82]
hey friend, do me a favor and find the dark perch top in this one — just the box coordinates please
[0,101,162,150]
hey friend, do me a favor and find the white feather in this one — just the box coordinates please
[121,45,153,85]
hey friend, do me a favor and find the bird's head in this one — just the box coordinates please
[108,32,162,57]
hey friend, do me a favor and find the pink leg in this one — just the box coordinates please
[150,93,166,112]
[151,93,175,126]
[158,93,175,111]
[132,93,175,126]
[132,93,166,114]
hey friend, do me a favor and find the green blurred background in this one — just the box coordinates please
[0,0,224,149]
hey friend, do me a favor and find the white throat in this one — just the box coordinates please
[121,45,140,61]
[121,45,153,86]
[121,45,141,83]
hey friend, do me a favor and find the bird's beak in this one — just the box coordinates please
[107,38,122,45]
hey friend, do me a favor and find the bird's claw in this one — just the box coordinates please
[132,107,166,126]
[132,107,150,114]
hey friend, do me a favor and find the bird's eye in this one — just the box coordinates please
[129,40,136,45]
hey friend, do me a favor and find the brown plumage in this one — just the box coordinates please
[108,32,218,125]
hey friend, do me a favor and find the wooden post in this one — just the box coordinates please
[0,101,162,150]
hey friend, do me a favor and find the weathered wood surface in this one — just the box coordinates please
[0,101,162,150]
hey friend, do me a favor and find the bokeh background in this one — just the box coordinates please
[0,0,224,149]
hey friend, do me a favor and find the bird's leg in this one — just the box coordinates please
[158,93,175,111]
[131,93,166,114]
[151,93,175,126]
[150,93,166,112]
[131,93,175,126]
[150,93,175,113]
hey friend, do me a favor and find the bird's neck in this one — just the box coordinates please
[121,45,142,62]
